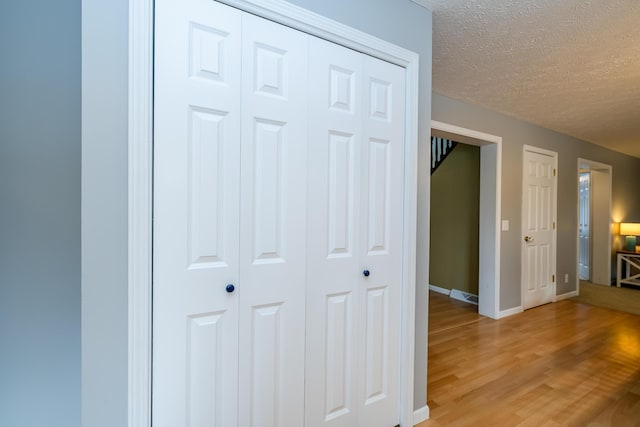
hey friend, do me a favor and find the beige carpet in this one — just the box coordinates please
[571,281,640,315]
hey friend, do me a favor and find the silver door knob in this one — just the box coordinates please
[524,236,534,242]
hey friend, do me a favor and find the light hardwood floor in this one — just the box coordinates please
[417,291,640,427]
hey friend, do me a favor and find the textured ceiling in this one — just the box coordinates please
[421,0,640,159]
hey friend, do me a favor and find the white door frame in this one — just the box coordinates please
[430,121,502,319]
[576,158,612,291]
[126,1,420,426]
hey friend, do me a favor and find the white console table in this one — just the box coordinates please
[616,251,640,287]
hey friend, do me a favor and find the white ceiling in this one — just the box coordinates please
[418,0,640,159]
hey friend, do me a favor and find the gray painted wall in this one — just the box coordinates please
[433,93,640,310]
[81,0,129,426]
[590,169,611,286]
[81,0,433,422]
[0,0,80,426]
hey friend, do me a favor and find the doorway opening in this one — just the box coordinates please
[429,141,480,310]
[578,171,591,281]
[430,121,501,319]
[577,159,612,288]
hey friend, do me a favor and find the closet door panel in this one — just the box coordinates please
[155,3,408,426]
[238,13,309,427]
[358,55,405,427]
[305,36,363,427]
[153,1,241,426]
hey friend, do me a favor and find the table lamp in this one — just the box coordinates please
[619,222,640,252]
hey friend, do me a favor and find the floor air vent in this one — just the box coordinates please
[450,289,479,306]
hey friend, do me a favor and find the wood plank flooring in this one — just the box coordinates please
[428,290,481,334]
[417,291,640,427]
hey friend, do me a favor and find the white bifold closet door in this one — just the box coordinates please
[305,37,404,427]
[154,1,307,425]
[153,0,405,426]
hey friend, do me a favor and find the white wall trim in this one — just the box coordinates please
[413,405,430,425]
[578,157,614,171]
[128,0,153,426]
[523,144,557,158]
[429,284,451,295]
[484,141,502,319]
[556,290,578,301]
[128,1,422,426]
[497,306,523,319]
[401,37,422,427]
[218,0,416,67]
[431,120,502,145]
[431,120,502,319]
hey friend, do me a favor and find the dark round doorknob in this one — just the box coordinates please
[225,284,235,293]
[363,269,370,277]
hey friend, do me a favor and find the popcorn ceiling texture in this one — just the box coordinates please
[424,0,640,158]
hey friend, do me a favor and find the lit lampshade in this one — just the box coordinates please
[619,223,640,251]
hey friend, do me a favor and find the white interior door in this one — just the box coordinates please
[578,172,591,281]
[304,36,404,427]
[153,0,242,425]
[522,146,557,310]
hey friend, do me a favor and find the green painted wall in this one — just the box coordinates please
[430,143,480,295]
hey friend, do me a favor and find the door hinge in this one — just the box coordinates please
[552,274,555,282]
[553,168,557,176]
[553,222,556,230]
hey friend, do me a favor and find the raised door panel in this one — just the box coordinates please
[187,108,230,269]
[153,0,241,426]
[238,13,309,427]
[363,287,389,405]
[186,312,226,426]
[305,36,363,427]
[358,55,405,427]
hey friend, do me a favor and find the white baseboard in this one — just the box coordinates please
[428,284,450,296]
[556,290,578,301]
[497,305,523,319]
[413,405,430,425]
